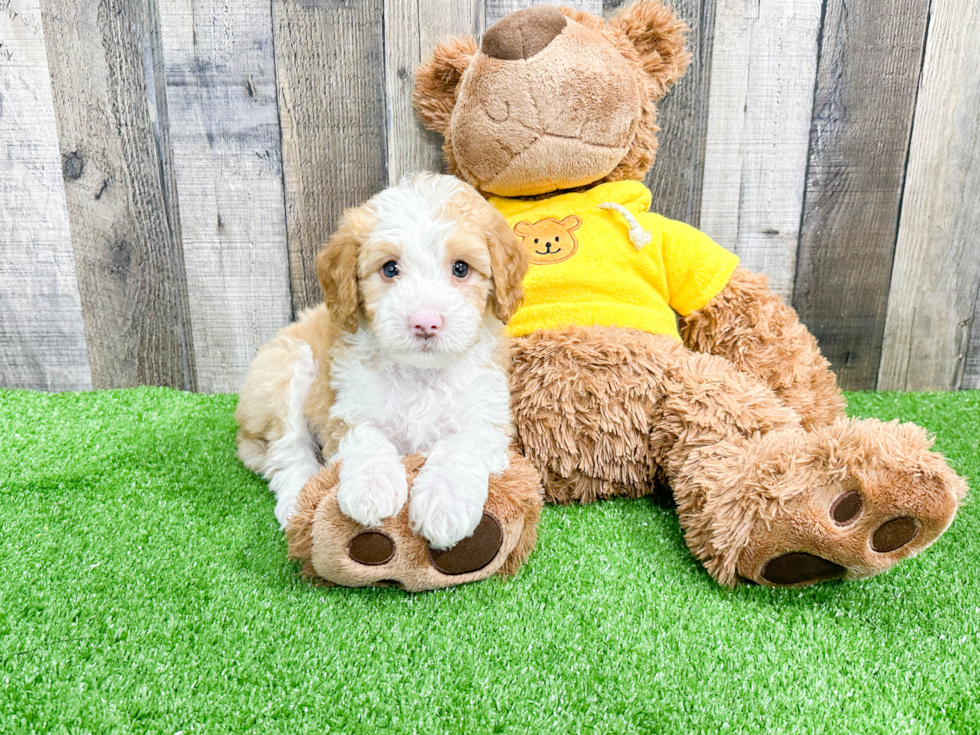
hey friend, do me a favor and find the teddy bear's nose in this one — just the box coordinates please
[481,6,567,61]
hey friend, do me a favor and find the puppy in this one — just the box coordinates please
[235,173,529,550]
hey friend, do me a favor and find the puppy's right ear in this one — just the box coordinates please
[487,210,530,323]
[316,205,372,333]
[413,36,478,135]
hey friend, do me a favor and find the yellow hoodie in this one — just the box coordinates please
[490,180,739,340]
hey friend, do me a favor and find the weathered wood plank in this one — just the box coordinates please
[964,291,980,390]
[487,0,601,28]
[39,0,197,390]
[635,0,716,226]
[791,0,930,391]
[384,0,483,184]
[698,0,822,302]
[273,0,388,314]
[878,0,980,391]
[0,0,91,391]
[158,0,291,393]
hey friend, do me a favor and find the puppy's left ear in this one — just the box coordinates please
[487,211,529,323]
[315,204,373,333]
[611,0,692,100]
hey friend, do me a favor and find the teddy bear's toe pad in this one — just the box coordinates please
[830,491,863,525]
[428,513,503,575]
[871,517,919,552]
[348,531,395,565]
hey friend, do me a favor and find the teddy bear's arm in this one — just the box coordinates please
[678,267,846,429]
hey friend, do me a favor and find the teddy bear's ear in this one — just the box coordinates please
[413,36,479,135]
[610,0,692,100]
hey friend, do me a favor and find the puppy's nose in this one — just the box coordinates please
[481,6,567,61]
[409,310,443,338]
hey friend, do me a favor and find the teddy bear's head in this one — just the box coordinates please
[413,2,691,198]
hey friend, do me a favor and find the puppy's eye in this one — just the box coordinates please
[555,236,559,242]
[381,261,399,279]
[452,261,470,278]
[534,239,539,244]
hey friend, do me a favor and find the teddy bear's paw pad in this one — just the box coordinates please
[830,489,921,552]
[871,517,919,552]
[428,512,503,575]
[830,491,863,525]
[348,531,395,566]
[761,552,846,586]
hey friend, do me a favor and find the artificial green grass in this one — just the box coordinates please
[0,387,977,734]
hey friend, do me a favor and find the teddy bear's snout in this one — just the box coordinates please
[482,6,567,61]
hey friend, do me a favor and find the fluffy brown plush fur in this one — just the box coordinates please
[286,454,543,591]
[679,268,846,430]
[413,0,969,587]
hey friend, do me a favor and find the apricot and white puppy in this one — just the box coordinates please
[235,173,528,550]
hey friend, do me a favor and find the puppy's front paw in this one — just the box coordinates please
[337,459,408,528]
[274,498,297,529]
[409,464,488,550]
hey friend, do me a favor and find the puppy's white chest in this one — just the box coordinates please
[330,359,470,456]
[372,372,461,454]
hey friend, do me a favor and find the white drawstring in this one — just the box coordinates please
[598,202,652,250]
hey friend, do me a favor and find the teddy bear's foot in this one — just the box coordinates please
[285,453,543,592]
[740,419,967,587]
[679,418,968,588]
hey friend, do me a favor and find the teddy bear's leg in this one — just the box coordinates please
[511,326,965,587]
[285,454,543,591]
[679,267,846,430]
[510,325,816,505]
[655,349,967,587]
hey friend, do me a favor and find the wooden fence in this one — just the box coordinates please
[1,0,979,393]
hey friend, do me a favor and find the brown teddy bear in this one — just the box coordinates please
[412,1,969,586]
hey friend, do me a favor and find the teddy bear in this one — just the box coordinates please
[410,1,968,587]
